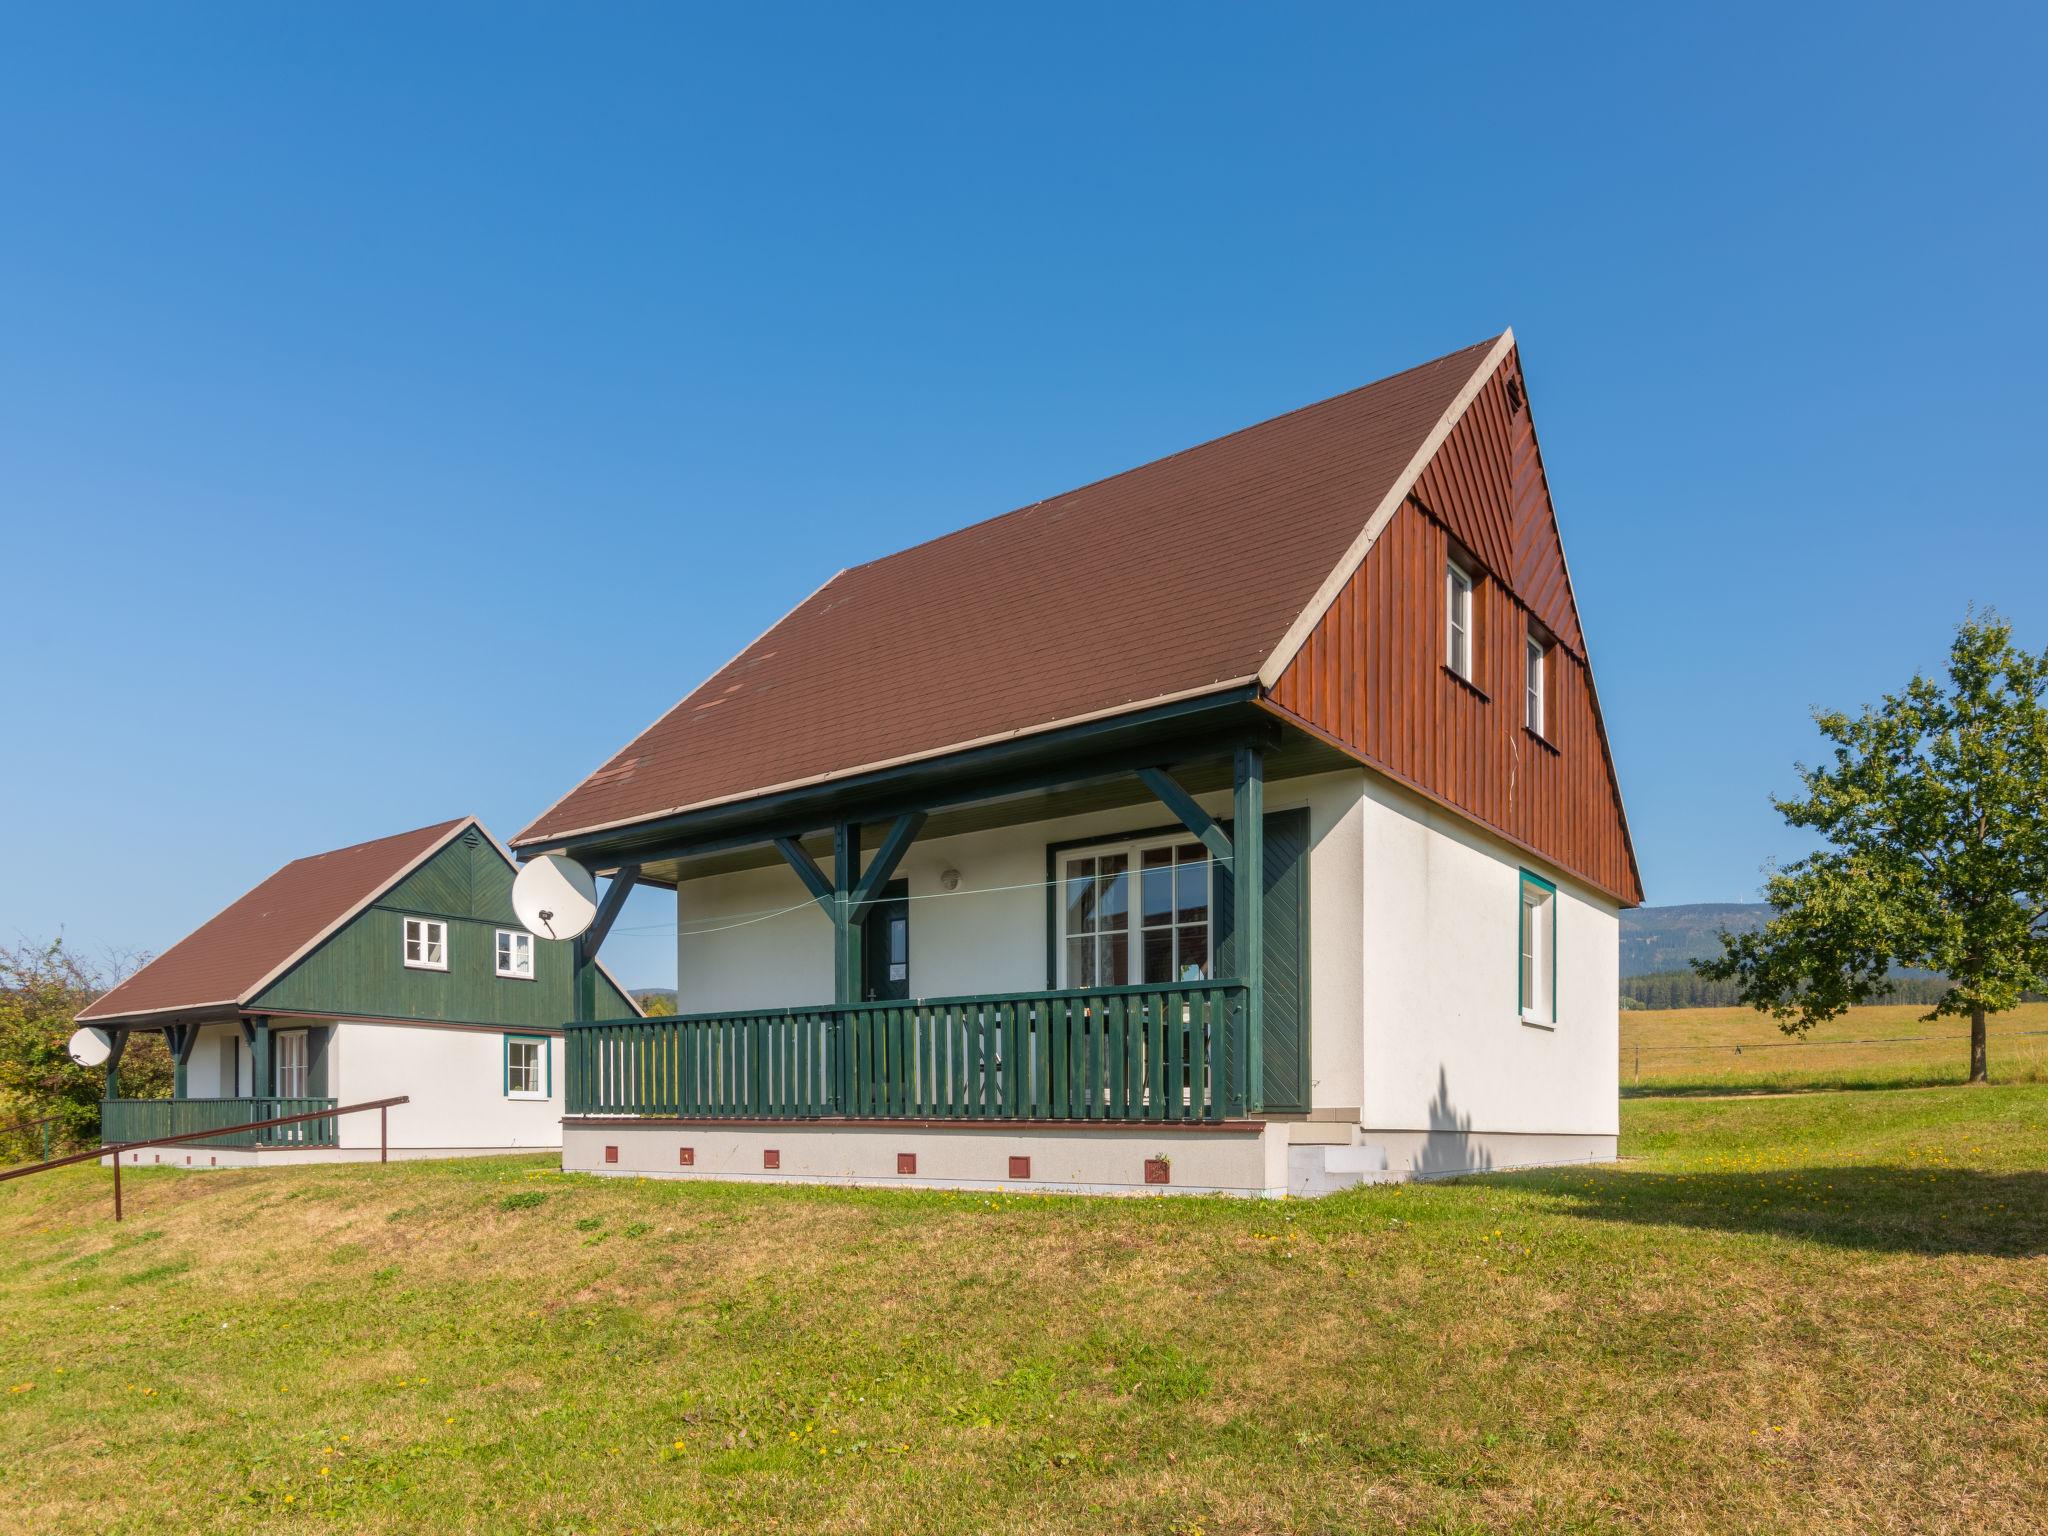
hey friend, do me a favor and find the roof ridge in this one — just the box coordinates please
[284,816,472,868]
[841,334,1506,576]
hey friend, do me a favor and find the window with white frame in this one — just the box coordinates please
[1525,630,1548,736]
[1446,560,1475,680]
[505,1036,547,1098]
[275,1029,309,1098]
[1059,834,1212,987]
[403,917,448,971]
[495,928,535,980]
[1519,872,1557,1025]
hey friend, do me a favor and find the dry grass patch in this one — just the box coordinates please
[1620,999,2048,1095]
[1,1087,2045,1533]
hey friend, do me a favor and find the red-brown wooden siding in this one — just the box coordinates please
[1271,356,1642,906]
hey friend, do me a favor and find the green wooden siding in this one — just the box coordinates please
[250,831,634,1028]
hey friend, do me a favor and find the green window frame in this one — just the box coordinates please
[503,1034,552,1099]
[1517,870,1558,1026]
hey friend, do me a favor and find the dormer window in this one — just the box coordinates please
[1445,560,1475,681]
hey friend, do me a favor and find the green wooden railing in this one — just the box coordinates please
[566,982,1250,1123]
[100,1098,340,1149]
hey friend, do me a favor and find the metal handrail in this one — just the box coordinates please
[0,1096,410,1222]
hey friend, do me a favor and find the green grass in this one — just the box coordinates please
[3,1087,2046,1534]
[1620,999,2048,1096]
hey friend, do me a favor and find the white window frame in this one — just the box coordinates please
[1519,872,1557,1027]
[403,917,449,971]
[1525,631,1547,737]
[275,1029,309,1098]
[505,1035,548,1100]
[1446,560,1475,681]
[1056,831,1215,989]
[495,928,535,981]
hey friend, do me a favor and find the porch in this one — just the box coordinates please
[96,1017,333,1148]
[530,694,1366,1192]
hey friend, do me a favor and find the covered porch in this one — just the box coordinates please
[539,692,1351,1183]
[97,1015,336,1149]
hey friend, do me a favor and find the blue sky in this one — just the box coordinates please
[2,4,2042,989]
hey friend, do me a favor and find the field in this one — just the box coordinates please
[1,1085,2044,1535]
[1621,999,2048,1096]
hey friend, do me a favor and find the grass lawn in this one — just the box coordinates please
[1620,999,2048,1096]
[2,1087,2044,1535]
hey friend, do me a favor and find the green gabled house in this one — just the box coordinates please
[79,817,639,1163]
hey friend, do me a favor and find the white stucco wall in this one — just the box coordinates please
[675,771,1369,1113]
[329,1021,564,1150]
[1358,775,1620,1142]
[182,1022,246,1097]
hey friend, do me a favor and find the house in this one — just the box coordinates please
[78,817,640,1164]
[517,330,1641,1195]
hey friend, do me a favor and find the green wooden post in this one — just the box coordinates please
[104,1029,127,1102]
[833,821,863,1004]
[250,1018,271,1104]
[832,822,862,1112]
[1233,745,1265,1113]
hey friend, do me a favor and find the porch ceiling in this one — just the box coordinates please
[635,723,1350,887]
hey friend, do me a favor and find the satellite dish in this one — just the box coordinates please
[513,854,600,941]
[68,1027,112,1067]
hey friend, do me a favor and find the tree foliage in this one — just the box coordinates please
[1697,614,2048,1080]
[0,938,167,1160]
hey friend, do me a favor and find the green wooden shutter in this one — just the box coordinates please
[1216,808,1311,1115]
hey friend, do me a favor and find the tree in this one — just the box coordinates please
[0,938,168,1160]
[1697,614,2048,1082]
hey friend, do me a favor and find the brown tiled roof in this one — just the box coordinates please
[518,335,1505,846]
[77,819,471,1024]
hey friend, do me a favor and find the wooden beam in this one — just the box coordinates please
[850,812,927,912]
[1136,767,1233,864]
[581,866,640,962]
[772,836,837,916]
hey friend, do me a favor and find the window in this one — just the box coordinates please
[1519,872,1557,1026]
[505,1036,548,1098]
[495,929,535,980]
[1446,560,1475,680]
[275,1030,308,1098]
[403,917,448,971]
[1059,835,1211,986]
[1525,630,1548,736]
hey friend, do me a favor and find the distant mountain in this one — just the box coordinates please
[1619,903,1770,977]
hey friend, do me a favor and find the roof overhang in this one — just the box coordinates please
[514,685,1336,879]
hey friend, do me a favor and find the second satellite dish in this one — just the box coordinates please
[67,1027,112,1067]
[512,854,600,941]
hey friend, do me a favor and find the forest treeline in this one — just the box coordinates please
[1620,968,1963,1011]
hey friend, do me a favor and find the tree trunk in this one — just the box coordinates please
[1970,1004,1989,1084]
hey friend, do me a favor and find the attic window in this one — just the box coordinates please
[1525,628,1550,737]
[496,929,535,980]
[404,917,448,971]
[1506,376,1526,413]
[1445,560,1476,681]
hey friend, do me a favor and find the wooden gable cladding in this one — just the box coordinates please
[1410,348,1582,657]
[1269,496,1642,906]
